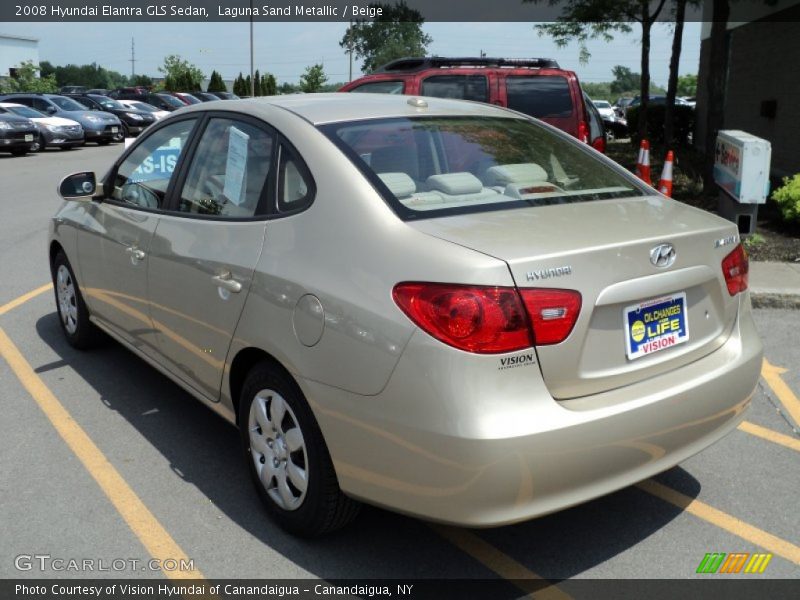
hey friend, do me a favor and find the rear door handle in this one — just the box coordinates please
[212,271,242,293]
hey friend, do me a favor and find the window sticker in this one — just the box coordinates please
[223,126,250,206]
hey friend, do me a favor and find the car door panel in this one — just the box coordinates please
[145,116,275,400]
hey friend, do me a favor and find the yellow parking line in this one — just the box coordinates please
[0,326,204,580]
[761,359,800,428]
[430,525,572,600]
[0,283,52,316]
[738,421,800,452]
[637,479,800,565]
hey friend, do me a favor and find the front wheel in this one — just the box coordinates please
[52,251,102,349]
[30,135,44,152]
[239,362,360,536]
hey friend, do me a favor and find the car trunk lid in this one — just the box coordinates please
[409,196,741,399]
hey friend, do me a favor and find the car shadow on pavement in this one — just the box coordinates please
[35,311,700,581]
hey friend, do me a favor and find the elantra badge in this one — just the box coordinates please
[650,243,676,268]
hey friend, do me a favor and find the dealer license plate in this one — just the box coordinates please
[25,134,33,142]
[624,292,689,360]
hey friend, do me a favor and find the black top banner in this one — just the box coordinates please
[3,0,786,23]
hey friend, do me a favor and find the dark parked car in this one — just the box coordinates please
[66,93,156,140]
[171,92,202,105]
[0,111,37,155]
[192,92,221,102]
[0,93,121,145]
[207,91,240,100]
[0,102,84,151]
[109,89,187,112]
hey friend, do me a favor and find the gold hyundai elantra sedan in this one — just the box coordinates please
[49,94,762,536]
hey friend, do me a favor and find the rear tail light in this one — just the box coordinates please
[578,121,590,144]
[392,283,532,353]
[519,289,582,345]
[722,243,749,295]
[591,136,606,154]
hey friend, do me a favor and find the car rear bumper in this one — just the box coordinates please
[305,297,762,527]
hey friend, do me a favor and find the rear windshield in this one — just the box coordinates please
[321,116,642,219]
[506,76,573,118]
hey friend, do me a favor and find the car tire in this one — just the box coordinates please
[52,251,102,350]
[112,124,128,143]
[30,135,44,152]
[239,361,360,536]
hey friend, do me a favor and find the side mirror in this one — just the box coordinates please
[58,172,98,200]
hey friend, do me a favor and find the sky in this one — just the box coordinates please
[5,21,701,87]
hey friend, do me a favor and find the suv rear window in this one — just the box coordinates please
[420,75,488,103]
[506,75,573,118]
[351,81,405,94]
[322,116,640,220]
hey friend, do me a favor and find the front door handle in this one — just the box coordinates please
[212,271,242,293]
[125,246,146,261]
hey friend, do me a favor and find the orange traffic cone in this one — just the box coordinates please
[638,139,652,185]
[658,151,674,197]
[636,139,646,178]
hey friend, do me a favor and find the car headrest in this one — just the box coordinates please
[485,163,549,186]
[426,172,483,195]
[378,172,416,198]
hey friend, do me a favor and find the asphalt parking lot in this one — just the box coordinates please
[0,144,798,593]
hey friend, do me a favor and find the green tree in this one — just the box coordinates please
[676,73,697,97]
[530,0,669,139]
[244,75,252,96]
[0,60,58,93]
[130,74,153,88]
[340,1,432,74]
[159,54,203,91]
[278,82,299,95]
[299,64,328,93]
[253,70,262,97]
[207,70,227,92]
[232,72,246,96]
[610,65,641,95]
[262,73,277,96]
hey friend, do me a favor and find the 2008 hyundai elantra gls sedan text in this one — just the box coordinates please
[49,94,762,536]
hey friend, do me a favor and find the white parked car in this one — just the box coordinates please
[118,99,170,121]
[0,102,84,151]
[591,99,616,120]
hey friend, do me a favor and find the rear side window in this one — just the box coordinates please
[421,75,488,102]
[179,118,274,218]
[350,81,405,94]
[506,76,573,118]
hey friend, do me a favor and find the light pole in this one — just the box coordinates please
[249,0,255,96]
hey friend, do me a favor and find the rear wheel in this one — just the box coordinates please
[239,361,360,536]
[52,251,102,349]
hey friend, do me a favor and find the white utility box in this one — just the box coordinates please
[713,130,772,233]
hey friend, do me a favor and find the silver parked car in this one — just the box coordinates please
[49,94,762,536]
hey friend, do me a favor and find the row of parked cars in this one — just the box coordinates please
[0,87,239,156]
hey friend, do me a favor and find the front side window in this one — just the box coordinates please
[178,118,273,218]
[110,119,197,209]
[421,75,488,102]
[506,76,574,119]
[350,80,405,94]
[322,116,641,219]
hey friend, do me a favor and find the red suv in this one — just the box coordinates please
[339,57,605,152]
